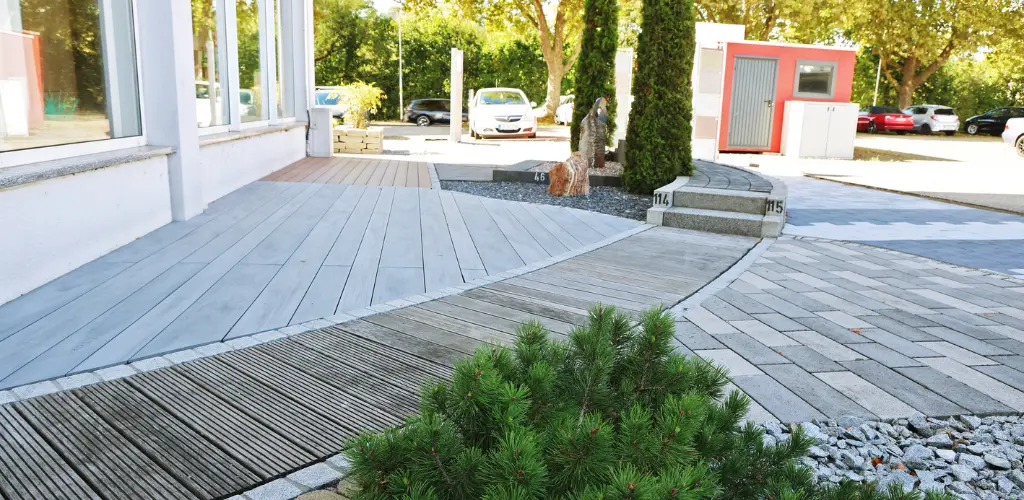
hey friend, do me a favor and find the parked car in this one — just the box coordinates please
[554,95,574,125]
[405,99,468,126]
[314,88,348,118]
[469,88,538,139]
[857,106,914,134]
[1004,117,1024,157]
[902,104,959,136]
[964,107,1024,136]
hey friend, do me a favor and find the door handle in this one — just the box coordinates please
[765,100,773,108]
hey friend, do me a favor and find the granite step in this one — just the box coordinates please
[672,186,767,215]
[655,207,765,238]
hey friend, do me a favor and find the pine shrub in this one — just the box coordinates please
[622,0,696,193]
[570,0,618,152]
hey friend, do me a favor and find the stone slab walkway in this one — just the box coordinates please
[0,226,754,500]
[680,235,1024,424]
[0,181,640,390]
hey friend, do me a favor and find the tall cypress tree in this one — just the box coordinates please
[570,0,618,152]
[622,0,695,193]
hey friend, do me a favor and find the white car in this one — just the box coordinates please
[902,104,959,136]
[470,88,537,139]
[1003,117,1024,158]
[554,95,574,125]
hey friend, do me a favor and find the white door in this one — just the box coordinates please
[825,104,859,159]
[727,57,778,149]
[798,102,831,157]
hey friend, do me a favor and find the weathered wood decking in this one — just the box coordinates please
[262,156,432,188]
[0,227,755,500]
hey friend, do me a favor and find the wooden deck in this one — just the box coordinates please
[262,156,432,188]
[0,227,755,500]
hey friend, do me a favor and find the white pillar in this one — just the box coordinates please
[136,0,206,220]
[281,0,314,122]
[614,48,633,143]
[449,48,463,143]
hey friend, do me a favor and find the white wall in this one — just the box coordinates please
[199,126,306,205]
[0,155,172,304]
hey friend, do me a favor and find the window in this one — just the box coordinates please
[193,0,227,128]
[793,60,836,99]
[477,90,527,105]
[989,109,1010,118]
[1012,108,1024,118]
[934,108,955,116]
[236,0,266,123]
[1,0,141,153]
[273,0,293,119]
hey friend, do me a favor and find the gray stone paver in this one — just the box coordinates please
[693,236,1024,423]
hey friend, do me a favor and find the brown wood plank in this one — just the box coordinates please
[365,158,389,186]
[15,392,196,500]
[353,158,380,185]
[340,158,370,184]
[310,156,345,183]
[380,159,400,186]
[404,162,419,187]
[364,313,485,354]
[262,160,302,181]
[462,287,589,324]
[77,380,261,499]
[128,369,316,478]
[279,158,324,182]
[330,320,466,367]
[275,158,314,182]
[298,325,454,380]
[326,157,359,184]
[393,160,409,186]
[0,405,99,500]
[297,160,333,183]
[417,162,431,188]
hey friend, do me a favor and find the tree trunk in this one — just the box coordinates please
[896,82,914,109]
[543,60,565,118]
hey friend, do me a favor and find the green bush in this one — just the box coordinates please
[570,0,618,151]
[344,305,820,498]
[622,0,696,193]
[340,82,385,129]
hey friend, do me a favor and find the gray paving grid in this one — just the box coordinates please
[681,235,1024,424]
[690,161,774,193]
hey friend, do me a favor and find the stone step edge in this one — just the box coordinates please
[671,186,769,215]
[649,206,783,238]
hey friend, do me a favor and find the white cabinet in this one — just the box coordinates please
[780,101,858,159]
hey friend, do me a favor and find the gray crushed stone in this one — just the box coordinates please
[761,415,1024,499]
[440,181,652,221]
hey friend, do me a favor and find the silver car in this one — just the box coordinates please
[902,104,960,136]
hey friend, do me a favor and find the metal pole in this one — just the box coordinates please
[398,9,403,118]
[873,56,882,106]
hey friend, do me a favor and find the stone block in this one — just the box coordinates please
[338,127,367,137]
[362,136,382,144]
[365,126,384,138]
[335,135,363,144]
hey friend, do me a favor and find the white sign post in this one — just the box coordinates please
[449,48,464,143]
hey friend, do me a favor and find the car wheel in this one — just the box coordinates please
[868,122,878,134]
[921,124,932,134]
[944,131,955,136]
[1016,136,1024,158]
[966,123,979,135]
[416,115,431,127]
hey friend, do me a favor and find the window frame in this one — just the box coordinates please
[195,0,231,135]
[0,0,148,169]
[792,59,838,99]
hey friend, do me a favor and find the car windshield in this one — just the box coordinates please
[870,106,902,114]
[934,108,955,115]
[478,91,526,105]
[316,91,343,106]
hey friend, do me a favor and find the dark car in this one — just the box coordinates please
[857,106,914,134]
[964,107,1024,136]
[405,99,469,126]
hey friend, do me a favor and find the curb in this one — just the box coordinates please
[669,236,776,315]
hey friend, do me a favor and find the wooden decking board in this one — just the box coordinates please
[392,306,516,342]
[299,326,454,380]
[233,340,420,415]
[519,203,582,250]
[330,320,466,367]
[552,259,699,293]
[15,392,196,499]
[513,274,673,308]
[484,282,613,313]
[437,191,486,274]
[479,197,551,264]
[366,158,389,186]
[76,380,260,499]
[338,188,395,310]
[451,193,524,273]
[364,313,486,354]
[438,294,575,334]
[417,162,431,188]
[533,203,605,245]
[380,159,400,186]
[530,267,681,302]
[379,186,422,268]
[392,161,409,186]
[498,278,651,312]
[0,406,99,500]
[372,267,426,304]
[411,301,521,336]
[175,358,358,455]
[420,189,464,290]
[461,288,589,325]
[322,187,381,266]
[290,265,351,324]
[503,202,571,256]
[128,369,316,477]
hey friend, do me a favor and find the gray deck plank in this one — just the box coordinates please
[0,405,99,500]
[338,188,395,310]
[15,392,196,499]
[322,186,380,266]
[364,313,486,353]
[462,288,589,325]
[242,184,344,265]
[394,305,516,342]
[299,325,452,380]
[128,264,280,361]
[2,263,204,388]
[518,203,583,250]
[480,197,553,263]
[533,203,605,245]
[532,267,681,302]
[437,190,486,274]
[379,187,423,268]
[290,265,351,324]
[438,294,575,334]
[497,279,649,311]
[330,320,465,367]
[451,192,524,273]
[77,380,261,499]
[562,207,624,237]
[128,369,316,477]
[420,189,464,290]
[373,267,426,304]
[503,201,570,256]
[514,274,671,307]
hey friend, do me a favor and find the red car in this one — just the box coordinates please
[858,106,915,134]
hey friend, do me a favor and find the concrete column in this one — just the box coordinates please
[449,48,463,143]
[614,48,633,144]
[136,0,206,220]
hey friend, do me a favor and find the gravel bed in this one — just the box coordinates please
[529,160,624,177]
[440,180,652,221]
[763,415,1024,499]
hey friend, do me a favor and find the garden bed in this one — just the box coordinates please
[440,180,651,221]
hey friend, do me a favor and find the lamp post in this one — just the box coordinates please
[398,8,403,118]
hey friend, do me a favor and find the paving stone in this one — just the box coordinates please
[987,355,1024,373]
[859,315,938,342]
[774,279,818,293]
[95,364,138,381]
[859,329,941,358]
[782,272,836,289]
[920,286,1008,309]
[803,291,876,316]
[0,390,17,404]
[56,372,102,390]
[920,327,1011,356]
[716,288,774,314]
[918,357,1024,411]
[694,349,763,377]
[975,364,1024,392]
[715,334,791,365]
[815,371,924,419]
[761,364,876,420]
[831,271,887,288]
[793,317,872,344]
[989,312,1024,331]
[934,308,998,326]
[729,320,800,347]
[722,382,779,423]
[915,342,997,366]
[988,338,1024,356]
[844,360,966,416]
[287,463,344,489]
[732,374,826,423]
[674,321,725,350]
[727,279,762,294]
[786,331,866,362]
[244,479,305,500]
[877,309,940,327]
[751,312,806,332]
[683,307,738,334]
[986,324,1024,343]
[894,365,1011,415]
[12,380,60,399]
[923,314,1007,340]
[746,293,816,318]
[847,342,924,368]
[737,273,782,290]
[816,310,873,329]
[856,289,935,315]
[765,288,835,312]
[778,346,846,372]
[702,296,752,321]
